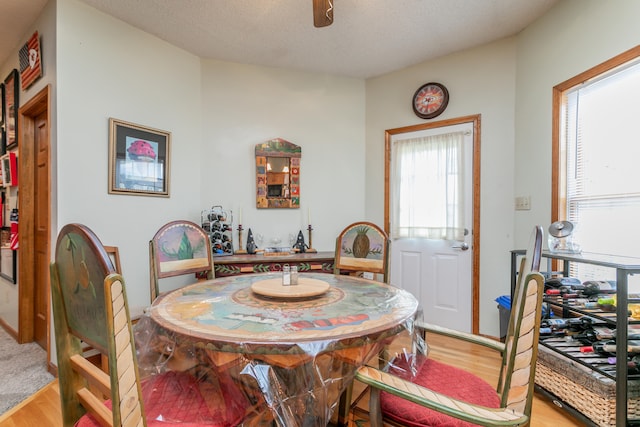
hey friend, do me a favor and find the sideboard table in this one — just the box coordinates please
[213,251,334,277]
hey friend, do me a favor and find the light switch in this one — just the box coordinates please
[515,196,531,211]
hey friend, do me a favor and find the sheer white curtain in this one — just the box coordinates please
[391,131,466,240]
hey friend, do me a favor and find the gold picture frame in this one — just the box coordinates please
[108,118,171,197]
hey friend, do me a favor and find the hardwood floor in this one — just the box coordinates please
[0,333,584,427]
[0,379,62,427]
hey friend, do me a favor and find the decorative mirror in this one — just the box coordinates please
[256,138,301,209]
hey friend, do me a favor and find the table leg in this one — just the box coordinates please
[336,384,353,427]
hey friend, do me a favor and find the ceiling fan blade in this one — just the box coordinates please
[313,0,333,27]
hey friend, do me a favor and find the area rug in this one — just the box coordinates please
[0,326,54,415]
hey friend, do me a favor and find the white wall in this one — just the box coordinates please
[199,59,366,252]
[53,0,365,314]
[365,38,518,335]
[0,0,366,333]
[513,0,640,245]
[56,0,204,307]
[365,0,640,337]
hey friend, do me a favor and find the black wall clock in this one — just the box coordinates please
[412,82,449,119]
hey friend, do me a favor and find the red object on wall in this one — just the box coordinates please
[9,208,18,250]
[19,31,43,90]
[2,153,18,187]
[9,230,18,250]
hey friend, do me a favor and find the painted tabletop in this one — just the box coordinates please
[148,272,418,351]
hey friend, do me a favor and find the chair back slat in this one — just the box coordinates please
[334,221,390,283]
[106,276,145,427]
[149,220,214,302]
[497,225,544,416]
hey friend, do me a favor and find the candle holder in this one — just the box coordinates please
[236,224,247,254]
[306,224,317,253]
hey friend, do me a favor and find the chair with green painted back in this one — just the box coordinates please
[149,220,214,303]
[51,223,247,427]
[355,225,545,427]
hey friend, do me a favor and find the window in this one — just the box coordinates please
[554,46,640,282]
[390,130,466,241]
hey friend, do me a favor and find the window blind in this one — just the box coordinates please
[563,57,640,280]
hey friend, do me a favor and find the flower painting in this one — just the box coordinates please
[109,118,171,197]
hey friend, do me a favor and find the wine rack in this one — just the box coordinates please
[201,205,233,256]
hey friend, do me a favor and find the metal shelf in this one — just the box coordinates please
[511,249,640,427]
[543,298,640,325]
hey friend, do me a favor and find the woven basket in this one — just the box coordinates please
[535,345,640,426]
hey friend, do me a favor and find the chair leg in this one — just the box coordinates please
[340,346,387,426]
[369,387,383,427]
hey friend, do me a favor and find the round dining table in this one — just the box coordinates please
[136,272,419,427]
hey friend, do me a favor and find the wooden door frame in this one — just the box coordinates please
[384,114,481,334]
[17,85,51,347]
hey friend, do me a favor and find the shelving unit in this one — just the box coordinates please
[511,250,640,426]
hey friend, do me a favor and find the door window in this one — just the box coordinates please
[391,131,466,241]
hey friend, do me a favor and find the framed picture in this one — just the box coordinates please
[1,153,18,187]
[108,118,171,197]
[4,70,18,150]
[0,83,5,155]
[0,240,17,284]
[19,31,43,90]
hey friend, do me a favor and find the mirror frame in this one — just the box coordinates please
[256,138,301,209]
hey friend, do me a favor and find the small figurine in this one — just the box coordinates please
[292,230,308,253]
[246,228,258,254]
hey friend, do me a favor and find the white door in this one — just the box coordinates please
[387,118,478,333]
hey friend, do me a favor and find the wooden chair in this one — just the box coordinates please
[51,223,247,427]
[103,245,122,274]
[333,221,390,283]
[149,220,214,303]
[355,225,545,427]
[333,222,390,424]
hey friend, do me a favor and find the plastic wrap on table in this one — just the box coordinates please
[132,315,248,426]
[133,272,421,426]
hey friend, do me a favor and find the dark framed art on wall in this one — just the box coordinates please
[0,83,5,155]
[4,70,18,150]
[108,118,171,197]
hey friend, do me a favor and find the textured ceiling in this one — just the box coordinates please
[2,0,559,79]
[0,0,49,68]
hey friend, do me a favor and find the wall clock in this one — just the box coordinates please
[412,82,449,119]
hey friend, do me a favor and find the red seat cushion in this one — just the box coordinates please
[380,354,501,427]
[76,370,247,427]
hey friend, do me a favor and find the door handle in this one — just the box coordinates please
[452,242,469,251]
